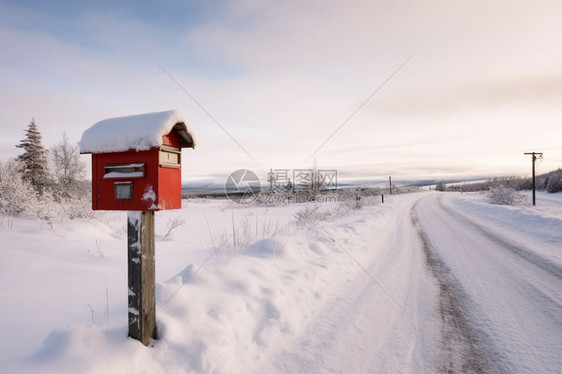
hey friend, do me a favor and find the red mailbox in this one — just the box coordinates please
[79,110,195,211]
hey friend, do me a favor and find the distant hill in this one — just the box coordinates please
[180,170,562,197]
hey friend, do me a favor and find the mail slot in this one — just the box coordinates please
[104,163,146,179]
[79,110,195,211]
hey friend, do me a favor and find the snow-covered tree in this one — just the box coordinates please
[546,169,562,193]
[0,159,38,216]
[51,132,86,199]
[435,180,446,191]
[16,118,51,194]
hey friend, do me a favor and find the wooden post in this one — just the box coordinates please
[127,211,157,346]
[381,193,384,203]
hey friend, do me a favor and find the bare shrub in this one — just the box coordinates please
[213,214,280,257]
[487,186,525,205]
[157,216,187,241]
[294,205,333,226]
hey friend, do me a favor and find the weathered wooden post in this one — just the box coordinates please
[127,211,156,344]
[79,110,195,346]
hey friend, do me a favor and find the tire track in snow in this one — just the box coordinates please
[438,198,562,281]
[415,194,562,373]
[435,195,562,345]
[411,203,504,374]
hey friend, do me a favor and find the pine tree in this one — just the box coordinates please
[16,118,51,194]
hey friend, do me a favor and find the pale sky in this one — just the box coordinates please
[1,0,561,185]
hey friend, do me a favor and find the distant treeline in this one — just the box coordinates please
[182,184,422,201]
[448,169,562,193]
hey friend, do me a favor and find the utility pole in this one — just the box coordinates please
[524,152,543,206]
[389,176,392,195]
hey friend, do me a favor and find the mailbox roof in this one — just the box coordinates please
[79,110,195,154]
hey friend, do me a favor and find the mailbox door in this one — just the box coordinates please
[157,164,182,210]
[157,131,183,210]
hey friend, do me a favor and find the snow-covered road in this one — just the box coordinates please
[259,192,562,373]
[414,194,562,374]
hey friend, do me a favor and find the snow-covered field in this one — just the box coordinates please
[1,191,561,373]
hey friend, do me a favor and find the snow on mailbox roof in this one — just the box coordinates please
[79,110,195,153]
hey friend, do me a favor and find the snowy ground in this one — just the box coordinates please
[0,191,560,373]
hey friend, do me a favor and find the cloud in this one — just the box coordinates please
[1,0,562,183]
[182,1,418,74]
[370,71,562,117]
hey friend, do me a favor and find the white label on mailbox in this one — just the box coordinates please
[159,146,181,168]
[115,182,133,200]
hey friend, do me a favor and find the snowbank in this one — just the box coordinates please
[448,191,562,265]
[2,198,414,373]
[2,192,560,373]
